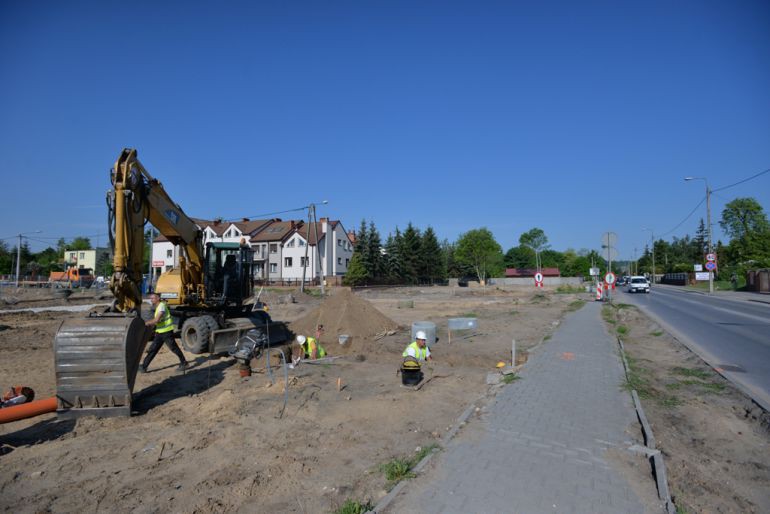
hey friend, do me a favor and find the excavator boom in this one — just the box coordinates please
[55,148,205,418]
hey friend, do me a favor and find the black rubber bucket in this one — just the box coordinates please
[401,368,423,386]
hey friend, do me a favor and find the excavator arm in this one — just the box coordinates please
[54,148,205,418]
[108,148,205,312]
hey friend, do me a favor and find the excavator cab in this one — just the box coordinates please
[203,242,254,306]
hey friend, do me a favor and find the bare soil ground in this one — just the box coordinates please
[0,285,575,513]
[604,301,770,513]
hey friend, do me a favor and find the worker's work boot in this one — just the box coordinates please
[176,362,188,373]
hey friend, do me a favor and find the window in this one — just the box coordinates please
[270,244,278,254]
[338,239,342,246]
[166,249,172,258]
[346,258,350,267]
[270,263,278,273]
[79,252,85,259]
[299,240,306,247]
[337,258,342,265]
[286,239,295,248]
[301,257,308,267]
[285,257,293,267]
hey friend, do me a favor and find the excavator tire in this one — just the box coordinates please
[201,315,219,333]
[181,317,211,354]
[54,312,148,418]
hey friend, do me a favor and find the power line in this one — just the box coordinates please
[713,167,770,193]
[658,197,706,238]
[225,205,310,223]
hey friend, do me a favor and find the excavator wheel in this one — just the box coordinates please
[201,314,219,333]
[181,317,212,354]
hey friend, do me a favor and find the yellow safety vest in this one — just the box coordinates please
[154,302,174,334]
[302,336,326,358]
[402,341,427,360]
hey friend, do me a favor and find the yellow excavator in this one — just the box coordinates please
[54,148,292,417]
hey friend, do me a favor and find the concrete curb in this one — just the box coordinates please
[617,337,676,514]
[366,400,480,513]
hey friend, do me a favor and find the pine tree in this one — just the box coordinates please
[367,221,383,280]
[354,219,370,280]
[400,223,421,284]
[419,226,445,282]
[343,252,368,286]
[385,229,404,281]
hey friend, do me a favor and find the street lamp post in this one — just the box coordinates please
[15,230,42,288]
[684,177,713,294]
[642,228,655,286]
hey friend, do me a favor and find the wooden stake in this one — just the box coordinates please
[337,377,342,392]
[511,339,516,366]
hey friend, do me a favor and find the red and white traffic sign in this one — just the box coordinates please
[604,272,616,285]
[705,261,717,271]
[534,272,544,288]
[706,253,717,262]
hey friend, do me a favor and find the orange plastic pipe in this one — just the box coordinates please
[0,397,57,424]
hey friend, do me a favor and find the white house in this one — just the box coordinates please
[282,218,354,281]
[150,216,352,284]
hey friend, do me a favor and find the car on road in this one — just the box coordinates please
[627,276,650,293]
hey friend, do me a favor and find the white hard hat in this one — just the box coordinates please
[296,335,306,344]
[416,330,427,340]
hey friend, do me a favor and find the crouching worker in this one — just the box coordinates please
[402,330,432,362]
[140,293,188,373]
[296,334,326,360]
[1,386,35,408]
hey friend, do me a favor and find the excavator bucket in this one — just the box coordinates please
[54,313,148,418]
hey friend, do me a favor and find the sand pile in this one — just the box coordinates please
[288,288,399,352]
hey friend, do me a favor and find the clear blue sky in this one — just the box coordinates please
[2,0,769,262]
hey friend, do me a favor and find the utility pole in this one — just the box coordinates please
[685,177,714,293]
[15,230,41,288]
[300,207,312,293]
[642,228,654,286]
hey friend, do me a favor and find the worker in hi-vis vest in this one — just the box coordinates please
[402,330,432,361]
[297,334,326,360]
[140,293,188,373]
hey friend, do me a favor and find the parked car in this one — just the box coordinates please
[627,276,650,293]
[616,276,627,286]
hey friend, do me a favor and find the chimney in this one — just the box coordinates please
[242,217,249,222]
[290,220,295,229]
[319,217,328,223]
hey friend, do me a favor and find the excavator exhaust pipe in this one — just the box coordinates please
[54,312,148,418]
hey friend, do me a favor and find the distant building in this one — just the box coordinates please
[151,216,354,283]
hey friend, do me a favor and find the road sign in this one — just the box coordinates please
[694,264,703,272]
[604,272,616,285]
[534,272,543,283]
[589,267,600,276]
[705,261,717,271]
[706,253,717,262]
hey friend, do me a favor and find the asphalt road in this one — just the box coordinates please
[617,285,770,410]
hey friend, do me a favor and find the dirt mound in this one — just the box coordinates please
[288,288,400,354]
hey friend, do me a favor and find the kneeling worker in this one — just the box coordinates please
[296,334,326,360]
[403,330,432,361]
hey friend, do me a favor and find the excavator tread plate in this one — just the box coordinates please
[54,313,148,417]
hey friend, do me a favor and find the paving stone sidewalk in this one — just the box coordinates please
[384,301,662,514]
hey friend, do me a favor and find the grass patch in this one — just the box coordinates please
[334,500,374,514]
[460,312,478,318]
[566,299,586,311]
[601,305,616,324]
[555,284,585,294]
[616,325,628,335]
[379,444,439,486]
[543,334,551,341]
[615,303,636,310]
[509,310,518,315]
[650,330,663,337]
[530,293,548,303]
[502,373,521,384]
[672,367,710,379]
[659,395,683,407]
